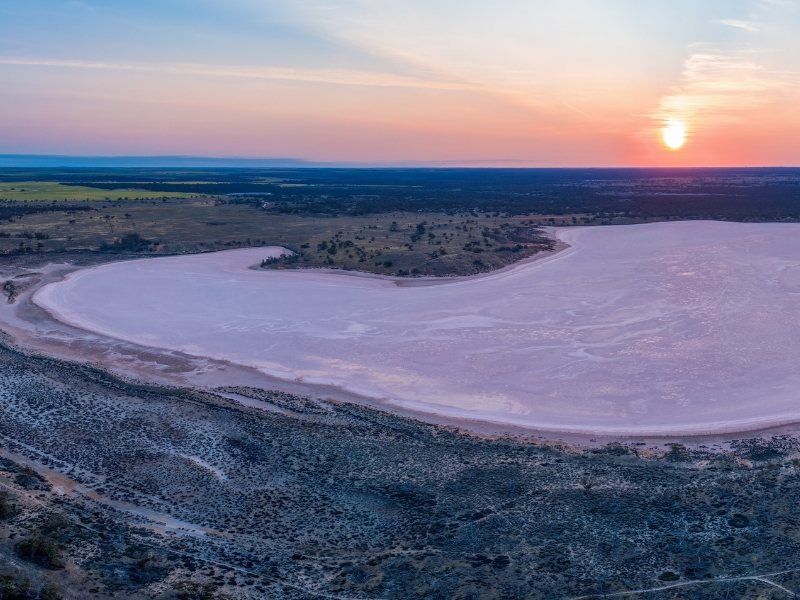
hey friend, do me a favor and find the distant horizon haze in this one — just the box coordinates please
[2,154,800,170]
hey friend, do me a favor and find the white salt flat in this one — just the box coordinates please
[33,221,800,435]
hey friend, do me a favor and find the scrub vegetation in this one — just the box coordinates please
[3,341,800,599]
[0,197,557,276]
[39,167,800,221]
[0,167,798,276]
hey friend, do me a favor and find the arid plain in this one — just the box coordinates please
[3,169,800,600]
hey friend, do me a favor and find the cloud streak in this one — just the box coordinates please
[650,49,792,133]
[562,101,589,117]
[0,57,480,91]
[715,19,760,31]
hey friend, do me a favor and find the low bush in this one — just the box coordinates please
[0,491,16,520]
[15,535,65,570]
[100,232,153,252]
[0,571,60,600]
[172,581,227,600]
[14,466,51,491]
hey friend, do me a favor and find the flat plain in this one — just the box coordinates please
[0,181,195,202]
[3,168,800,599]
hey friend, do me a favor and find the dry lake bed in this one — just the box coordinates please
[32,220,800,436]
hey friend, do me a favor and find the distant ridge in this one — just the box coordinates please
[0,155,321,168]
[0,155,551,169]
[1,155,797,169]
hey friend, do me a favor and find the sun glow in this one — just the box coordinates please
[662,120,687,150]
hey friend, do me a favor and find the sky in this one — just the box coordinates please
[0,0,798,166]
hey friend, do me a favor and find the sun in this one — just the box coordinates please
[662,120,687,150]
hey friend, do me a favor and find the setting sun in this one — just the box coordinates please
[662,120,687,150]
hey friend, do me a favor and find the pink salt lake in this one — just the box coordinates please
[34,221,800,435]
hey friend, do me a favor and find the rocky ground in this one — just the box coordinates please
[2,342,800,599]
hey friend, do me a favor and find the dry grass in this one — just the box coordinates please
[0,198,581,276]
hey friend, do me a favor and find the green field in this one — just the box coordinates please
[0,181,196,201]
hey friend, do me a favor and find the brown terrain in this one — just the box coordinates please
[0,196,585,276]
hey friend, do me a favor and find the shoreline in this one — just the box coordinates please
[254,227,570,288]
[6,224,800,445]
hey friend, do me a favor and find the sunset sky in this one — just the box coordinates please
[1,0,798,166]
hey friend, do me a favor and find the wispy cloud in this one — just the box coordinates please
[715,19,760,32]
[0,57,479,91]
[562,101,589,117]
[650,49,791,132]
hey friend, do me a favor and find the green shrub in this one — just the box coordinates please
[13,466,51,491]
[100,233,153,252]
[172,581,227,600]
[15,535,65,570]
[0,571,61,600]
[0,491,16,520]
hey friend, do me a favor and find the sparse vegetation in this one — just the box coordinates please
[100,232,153,252]
[172,581,228,600]
[0,193,560,275]
[0,491,15,520]
[13,465,51,491]
[2,337,800,598]
[0,167,797,276]
[0,571,61,600]
[15,535,65,570]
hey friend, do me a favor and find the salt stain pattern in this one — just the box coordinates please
[33,221,800,435]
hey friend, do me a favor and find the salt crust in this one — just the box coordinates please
[33,221,800,435]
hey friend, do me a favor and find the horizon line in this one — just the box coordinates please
[0,154,798,170]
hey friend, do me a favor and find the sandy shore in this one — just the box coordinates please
[0,240,575,435]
